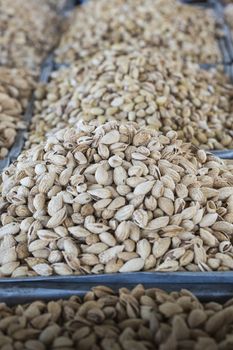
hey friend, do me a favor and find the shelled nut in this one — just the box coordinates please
[2,122,233,276]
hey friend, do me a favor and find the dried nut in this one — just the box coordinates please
[55,0,221,65]
[0,284,232,348]
[159,302,183,317]
[119,258,144,272]
[1,122,233,276]
[188,309,207,328]
[26,49,231,152]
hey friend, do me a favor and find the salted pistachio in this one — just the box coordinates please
[27,34,231,156]
[1,122,233,277]
[1,284,233,347]
[55,0,221,65]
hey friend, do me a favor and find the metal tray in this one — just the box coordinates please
[1,272,233,305]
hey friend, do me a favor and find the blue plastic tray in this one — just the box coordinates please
[1,272,233,305]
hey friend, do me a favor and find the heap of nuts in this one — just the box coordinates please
[26,50,233,151]
[2,122,233,277]
[0,284,233,349]
[0,0,59,71]
[55,0,222,64]
[0,67,35,159]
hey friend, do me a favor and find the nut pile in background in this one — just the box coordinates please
[0,68,35,159]
[26,50,233,151]
[55,0,222,64]
[1,284,233,349]
[2,122,233,277]
[0,0,61,162]
[0,0,59,71]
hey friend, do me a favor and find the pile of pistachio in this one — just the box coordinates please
[26,50,233,151]
[55,0,222,64]
[2,122,233,277]
[0,284,233,349]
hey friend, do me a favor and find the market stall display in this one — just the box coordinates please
[0,0,233,339]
